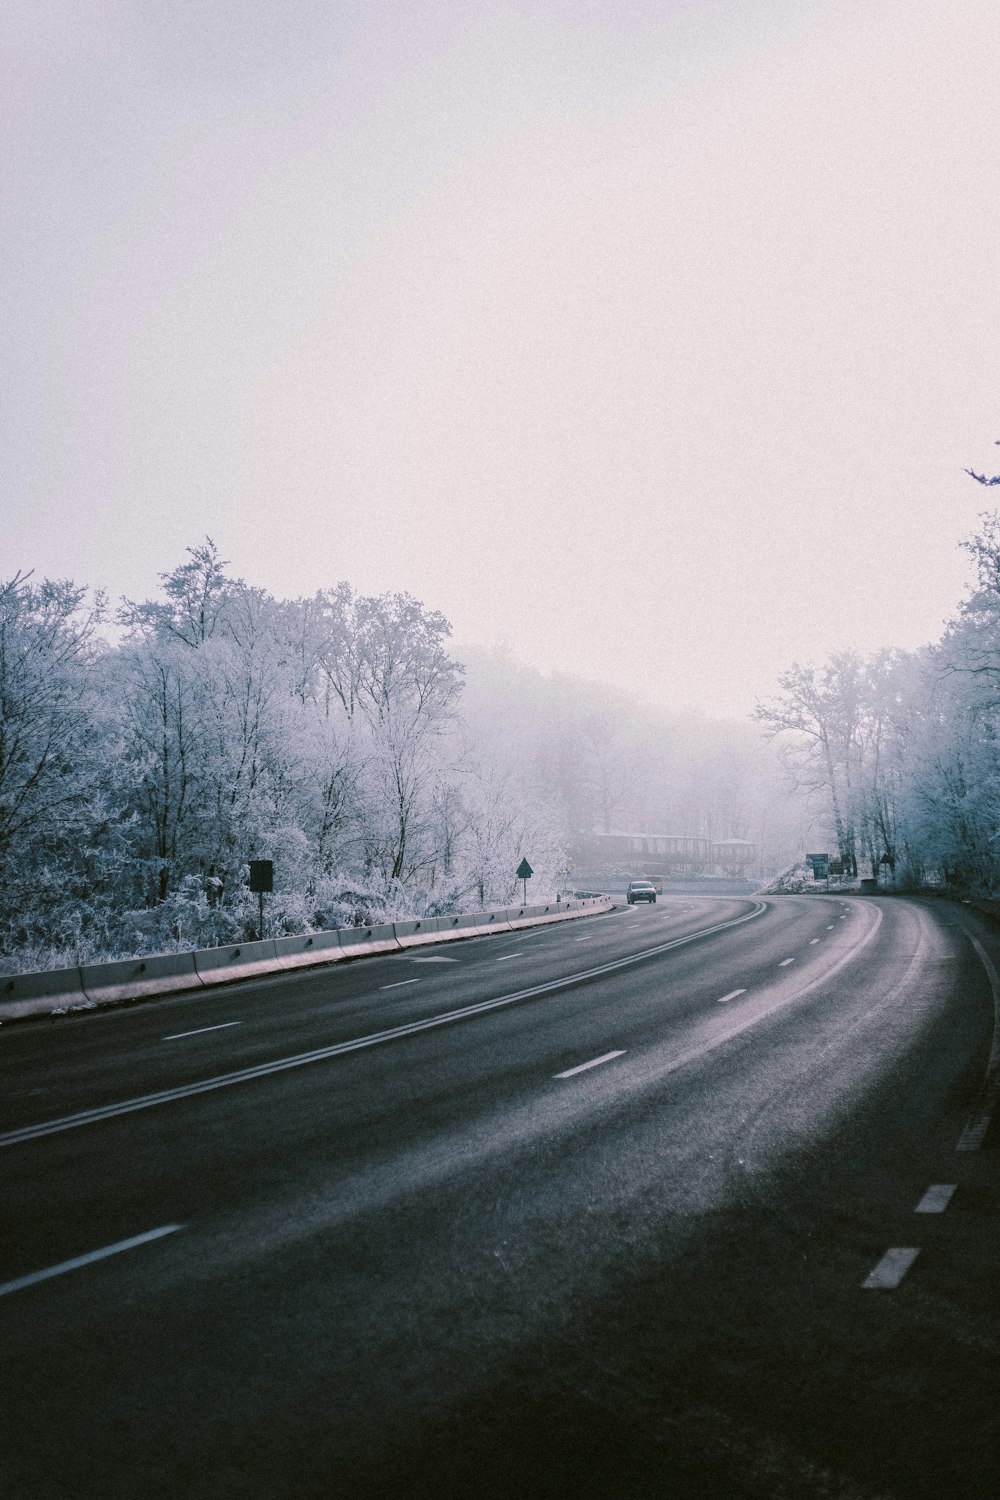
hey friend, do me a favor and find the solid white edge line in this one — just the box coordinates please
[165,1022,241,1040]
[380,979,421,990]
[0,1224,183,1298]
[957,932,1000,1151]
[0,902,768,1149]
[716,989,746,1004]
[555,1050,626,1079]
[914,1184,957,1214]
[862,1247,920,1289]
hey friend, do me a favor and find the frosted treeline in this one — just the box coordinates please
[0,541,801,969]
[757,509,1000,892]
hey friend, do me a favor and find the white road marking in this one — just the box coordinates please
[862,1248,920,1289]
[165,1022,241,1040]
[0,1225,183,1299]
[840,915,847,920]
[809,938,820,945]
[555,1050,626,1079]
[915,1184,957,1214]
[573,936,592,941]
[408,956,458,963]
[716,989,746,1004]
[778,958,795,967]
[381,979,420,990]
[496,954,523,961]
[826,924,834,930]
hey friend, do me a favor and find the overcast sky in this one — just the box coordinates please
[5,0,999,716]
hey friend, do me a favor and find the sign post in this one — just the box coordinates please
[515,857,533,904]
[248,859,274,939]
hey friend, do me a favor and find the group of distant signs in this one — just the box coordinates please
[807,854,849,880]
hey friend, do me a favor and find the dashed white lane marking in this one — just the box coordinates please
[778,958,795,967]
[915,1184,957,1214]
[809,938,820,945]
[0,1225,183,1299]
[839,915,847,920]
[496,954,523,961]
[862,1247,920,1289]
[381,979,420,990]
[573,936,592,941]
[555,1050,626,1079]
[165,1022,241,1040]
[826,925,835,930]
[716,989,746,1004]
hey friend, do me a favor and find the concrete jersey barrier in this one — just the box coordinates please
[507,902,569,928]
[0,897,614,1021]
[335,923,401,958]
[194,939,281,986]
[0,964,90,1019]
[391,915,474,946]
[81,951,204,1005]
[272,930,343,971]
[474,909,514,935]
[414,912,482,941]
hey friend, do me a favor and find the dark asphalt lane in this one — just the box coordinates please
[2,896,1000,1498]
[0,897,756,1129]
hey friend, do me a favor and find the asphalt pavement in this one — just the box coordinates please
[2,894,999,1498]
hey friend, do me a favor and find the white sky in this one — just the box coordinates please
[4,0,999,717]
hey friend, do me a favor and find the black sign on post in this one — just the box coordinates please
[248,859,273,939]
[516,857,533,904]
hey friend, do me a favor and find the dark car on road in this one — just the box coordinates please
[626,880,657,904]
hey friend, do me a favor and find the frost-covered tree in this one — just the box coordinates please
[754,653,867,875]
[118,538,234,647]
[0,573,103,865]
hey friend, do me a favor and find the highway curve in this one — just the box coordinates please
[2,893,999,1498]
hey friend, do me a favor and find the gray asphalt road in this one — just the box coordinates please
[2,895,999,1498]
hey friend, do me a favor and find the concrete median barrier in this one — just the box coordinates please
[427,912,482,941]
[474,909,514,936]
[507,903,545,928]
[335,923,401,958]
[194,939,281,987]
[0,965,89,1020]
[272,930,343,971]
[81,951,204,1005]
[391,917,448,947]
